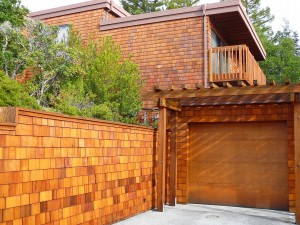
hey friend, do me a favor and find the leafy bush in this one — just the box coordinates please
[0,71,39,109]
[54,36,143,123]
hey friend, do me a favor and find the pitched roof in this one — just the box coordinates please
[100,0,266,60]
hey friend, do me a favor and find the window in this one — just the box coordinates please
[211,29,229,74]
[212,29,222,48]
[57,25,70,43]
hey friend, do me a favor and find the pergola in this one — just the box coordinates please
[143,82,300,224]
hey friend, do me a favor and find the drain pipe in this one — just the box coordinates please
[203,4,208,88]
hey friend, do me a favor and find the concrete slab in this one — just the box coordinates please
[115,204,295,225]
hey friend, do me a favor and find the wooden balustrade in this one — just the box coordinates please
[209,45,266,86]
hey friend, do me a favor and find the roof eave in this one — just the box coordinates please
[28,0,130,20]
[237,3,266,60]
[100,0,266,60]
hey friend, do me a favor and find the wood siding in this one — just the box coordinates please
[189,122,288,210]
[173,103,295,212]
[0,108,156,225]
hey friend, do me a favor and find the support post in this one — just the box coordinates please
[169,111,177,206]
[157,100,167,212]
[294,103,300,224]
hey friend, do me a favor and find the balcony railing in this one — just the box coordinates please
[209,45,266,86]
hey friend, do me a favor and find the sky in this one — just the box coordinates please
[21,0,300,35]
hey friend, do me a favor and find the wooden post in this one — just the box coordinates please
[169,111,177,206]
[239,45,242,80]
[294,103,300,224]
[209,48,213,83]
[157,100,167,212]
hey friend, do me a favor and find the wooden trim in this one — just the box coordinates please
[0,123,17,131]
[157,106,167,211]
[294,103,300,224]
[143,84,300,100]
[15,108,153,131]
[169,111,177,206]
[209,45,266,85]
[0,107,17,123]
[160,99,182,112]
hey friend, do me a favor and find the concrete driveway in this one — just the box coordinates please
[115,204,295,225]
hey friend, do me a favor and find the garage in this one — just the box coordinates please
[188,122,289,210]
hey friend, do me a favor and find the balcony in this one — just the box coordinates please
[209,45,266,86]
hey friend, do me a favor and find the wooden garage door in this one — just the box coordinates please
[189,122,288,210]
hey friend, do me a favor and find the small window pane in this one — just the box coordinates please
[57,25,69,43]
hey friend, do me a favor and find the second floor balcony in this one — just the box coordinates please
[209,45,266,86]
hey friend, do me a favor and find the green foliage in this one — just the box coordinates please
[24,19,79,107]
[0,17,142,124]
[121,0,164,14]
[259,24,300,84]
[0,21,27,78]
[0,0,28,26]
[0,0,28,79]
[241,0,300,83]
[0,71,39,109]
[121,0,200,14]
[55,36,143,123]
[241,0,274,35]
[165,0,200,9]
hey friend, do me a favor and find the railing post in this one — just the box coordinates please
[239,45,242,80]
[209,48,213,83]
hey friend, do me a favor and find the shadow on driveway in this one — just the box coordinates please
[114,204,295,225]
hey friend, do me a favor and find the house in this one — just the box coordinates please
[29,1,300,224]
[30,0,266,109]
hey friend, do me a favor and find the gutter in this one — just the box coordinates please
[203,4,208,88]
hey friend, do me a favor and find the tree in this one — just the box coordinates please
[259,23,300,83]
[241,0,300,83]
[0,17,143,123]
[55,36,143,123]
[0,18,77,106]
[165,0,200,9]
[121,0,164,15]
[0,21,27,78]
[0,0,29,78]
[274,20,300,56]
[24,19,78,107]
[0,0,28,26]
[241,0,274,35]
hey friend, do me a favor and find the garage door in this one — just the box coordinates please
[188,122,288,210]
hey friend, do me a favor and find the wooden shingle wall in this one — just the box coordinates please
[44,9,117,42]
[0,108,156,225]
[174,103,295,212]
[101,17,205,109]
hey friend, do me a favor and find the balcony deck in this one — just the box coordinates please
[209,45,266,86]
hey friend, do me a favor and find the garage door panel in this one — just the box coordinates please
[191,163,288,186]
[190,144,287,163]
[188,122,288,210]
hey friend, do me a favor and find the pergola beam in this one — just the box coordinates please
[143,84,300,100]
[159,99,182,112]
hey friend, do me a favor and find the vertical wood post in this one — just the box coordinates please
[294,103,300,224]
[169,111,177,206]
[209,48,213,83]
[239,45,242,80]
[157,102,167,212]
